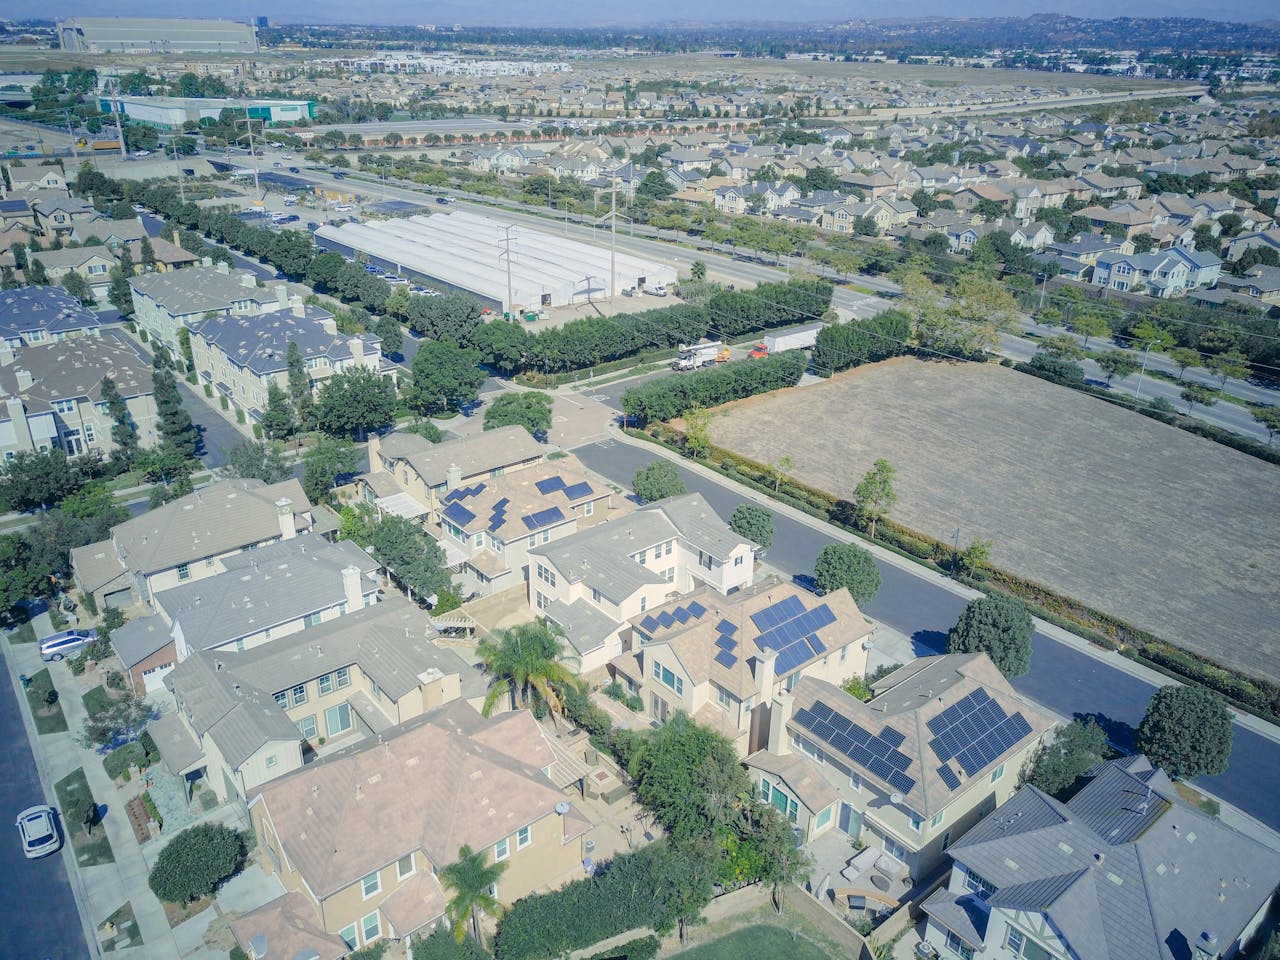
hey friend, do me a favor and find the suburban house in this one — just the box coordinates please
[104,536,385,694]
[0,199,36,233]
[72,216,148,249]
[1217,264,1280,303]
[151,596,484,803]
[0,286,101,352]
[434,455,615,596]
[1090,247,1220,297]
[122,236,199,273]
[188,300,382,423]
[27,245,116,301]
[747,653,1053,880]
[129,262,273,355]
[610,581,873,754]
[71,478,326,610]
[527,492,756,673]
[29,194,99,237]
[359,426,545,524]
[0,336,158,460]
[920,756,1280,960]
[239,699,594,955]
[6,165,68,193]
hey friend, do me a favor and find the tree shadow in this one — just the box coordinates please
[791,573,819,595]
[1073,711,1135,752]
[912,629,947,656]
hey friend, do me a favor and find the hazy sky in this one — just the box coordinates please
[23,0,1274,25]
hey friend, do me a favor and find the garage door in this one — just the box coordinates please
[142,663,174,693]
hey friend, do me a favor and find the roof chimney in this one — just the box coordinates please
[201,255,213,268]
[766,686,793,755]
[14,369,32,392]
[275,284,289,308]
[348,336,364,365]
[319,316,337,335]
[276,497,296,540]
[756,646,777,702]
[240,272,256,288]
[216,260,231,275]
[290,295,306,318]
[1194,932,1220,960]
[341,565,363,609]
[445,463,462,491]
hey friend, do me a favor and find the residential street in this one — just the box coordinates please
[572,435,1280,832]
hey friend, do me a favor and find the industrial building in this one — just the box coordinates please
[315,210,678,312]
[57,17,259,53]
[101,96,315,130]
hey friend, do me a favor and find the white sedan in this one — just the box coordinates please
[15,805,61,860]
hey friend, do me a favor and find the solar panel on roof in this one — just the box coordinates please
[827,714,851,737]
[794,708,814,728]
[932,738,954,763]
[972,688,992,706]
[806,635,826,656]
[848,745,873,767]
[639,615,659,632]
[809,701,833,723]
[937,764,962,791]
[687,600,707,618]
[868,758,894,782]
[847,725,870,745]
[887,771,916,794]
[491,497,510,512]
[831,732,854,754]
[442,502,476,527]
[562,481,593,500]
[812,720,835,742]
[926,714,948,736]
[886,750,911,772]
[672,606,691,624]
[714,649,738,669]
[715,634,736,652]
[879,727,905,749]
[657,611,675,628]
[535,476,567,494]
[716,619,738,637]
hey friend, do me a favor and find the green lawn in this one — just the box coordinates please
[24,667,68,734]
[7,620,37,644]
[53,768,115,867]
[674,924,832,960]
[83,684,115,718]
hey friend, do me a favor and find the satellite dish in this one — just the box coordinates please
[555,801,571,815]
[890,792,904,805]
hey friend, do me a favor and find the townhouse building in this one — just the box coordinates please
[747,653,1053,881]
[0,286,101,352]
[1092,246,1220,298]
[5,165,68,193]
[73,217,148,250]
[921,757,1280,960]
[28,245,116,301]
[610,582,873,754]
[0,336,158,460]
[71,477,325,610]
[29,193,99,238]
[129,262,274,355]
[238,698,594,954]
[527,492,755,673]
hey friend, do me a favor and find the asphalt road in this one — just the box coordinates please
[572,437,1280,830]
[0,653,89,960]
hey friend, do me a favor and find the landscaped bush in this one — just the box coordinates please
[141,790,163,830]
[412,926,490,960]
[621,350,808,425]
[148,823,245,904]
[582,936,660,960]
[103,741,149,780]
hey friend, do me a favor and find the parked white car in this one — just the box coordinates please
[15,805,60,860]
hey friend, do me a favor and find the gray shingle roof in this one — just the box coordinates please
[376,426,544,489]
[0,287,100,342]
[0,336,154,415]
[110,614,171,669]
[189,305,378,377]
[129,264,267,317]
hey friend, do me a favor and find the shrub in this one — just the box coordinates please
[148,823,246,903]
[204,384,214,398]
[583,936,661,960]
[79,591,98,617]
[139,329,149,342]
[235,408,245,425]
[219,396,229,410]
[105,670,126,691]
[141,790,163,829]
[252,424,263,439]
[103,741,147,780]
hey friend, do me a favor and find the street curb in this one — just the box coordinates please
[602,424,1280,749]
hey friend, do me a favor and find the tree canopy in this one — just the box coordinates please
[408,340,486,415]
[483,392,554,438]
[313,367,397,440]
[1023,718,1109,799]
[632,460,685,503]
[1137,684,1233,780]
[813,542,881,605]
[729,503,774,550]
[946,593,1034,678]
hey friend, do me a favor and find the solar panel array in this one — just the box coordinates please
[443,483,486,503]
[713,616,739,669]
[521,506,565,530]
[638,601,710,638]
[926,688,1033,779]
[563,481,594,500]
[488,497,510,534]
[748,595,836,678]
[794,700,917,795]
[442,501,476,528]
[535,475,595,501]
[535,476,567,495]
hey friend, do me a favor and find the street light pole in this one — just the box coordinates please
[1134,343,1152,400]
[498,224,516,317]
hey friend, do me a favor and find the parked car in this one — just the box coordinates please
[646,284,668,297]
[38,628,98,662]
[15,805,60,860]
[332,171,346,179]
[272,161,283,168]
[364,263,382,274]
[279,215,300,224]
[435,197,454,205]
[287,166,300,173]
[133,150,152,157]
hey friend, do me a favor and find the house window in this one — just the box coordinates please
[528,534,537,547]
[716,685,733,710]
[291,684,308,706]
[760,780,772,802]
[273,691,288,709]
[931,812,944,828]
[653,661,682,696]
[944,930,974,960]
[734,555,744,566]
[265,754,277,768]
[517,826,531,849]
[177,564,191,581]
[541,530,550,544]
[307,611,323,627]
[397,854,415,880]
[583,500,594,517]
[53,399,75,414]
[318,673,333,696]
[963,868,995,900]
[335,667,351,688]
[87,263,107,276]
[325,703,351,736]
[536,563,557,587]
[815,806,832,830]
[297,714,317,740]
[909,814,922,832]
[361,911,381,944]
[664,540,673,556]
[362,871,381,899]
[990,762,1006,783]
[338,924,358,950]
[83,424,96,444]
[495,837,510,861]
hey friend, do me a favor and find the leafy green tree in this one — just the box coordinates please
[483,392,553,438]
[813,542,881,604]
[336,502,378,548]
[58,270,94,305]
[476,620,578,718]
[956,538,993,579]
[260,383,296,441]
[1039,334,1084,361]
[223,441,291,484]
[138,236,156,271]
[1167,347,1201,379]
[151,366,198,458]
[76,692,153,749]
[1251,405,1280,444]
[1181,384,1220,414]
[690,260,707,282]
[1137,685,1233,779]
[26,258,49,286]
[442,845,508,949]
[729,503,773,550]
[1129,320,1176,352]
[1206,350,1249,388]
[632,460,685,503]
[148,824,246,904]
[1097,350,1140,386]
[1070,312,1110,347]
[472,321,528,377]
[1023,719,1109,799]
[947,593,1034,678]
[369,514,453,604]
[300,435,359,503]
[99,375,139,467]
[373,314,403,358]
[313,367,397,440]
[0,533,49,612]
[408,340,486,415]
[285,341,314,429]
[0,449,86,512]
[852,458,896,538]
[107,266,134,315]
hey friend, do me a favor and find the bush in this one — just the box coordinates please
[412,926,490,960]
[622,350,807,425]
[219,396,229,410]
[1137,684,1233,780]
[148,823,245,903]
[252,424,263,439]
[105,670,126,691]
[141,790,163,829]
[103,741,148,780]
[79,591,98,617]
[583,936,661,960]
[947,594,1034,678]
[632,460,685,503]
[204,384,214,398]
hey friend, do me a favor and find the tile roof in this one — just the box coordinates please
[231,892,349,960]
[439,456,604,540]
[190,305,378,377]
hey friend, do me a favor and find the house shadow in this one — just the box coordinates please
[1074,711,1135,752]
[912,629,948,656]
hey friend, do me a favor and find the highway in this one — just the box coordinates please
[571,437,1280,831]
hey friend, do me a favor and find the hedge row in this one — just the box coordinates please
[621,350,808,424]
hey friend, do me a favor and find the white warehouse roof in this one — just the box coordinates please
[316,210,677,312]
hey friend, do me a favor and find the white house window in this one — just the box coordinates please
[944,929,974,960]
[909,813,923,832]
[583,500,594,517]
[326,703,352,736]
[53,399,76,415]
[536,564,557,587]
[176,563,191,581]
[265,754,277,768]
[931,812,944,828]
[297,714,317,740]
[397,854,415,880]
[338,924,358,950]
[273,691,288,709]
[517,826,531,849]
[335,667,351,688]
[361,871,381,899]
[990,762,1006,783]
[361,911,381,944]
[495,837,510,861]
[291,684,308,706]
[318,673,334,696]
[963,868,996,900]
[716,686,733,710]
[653,661,683,696]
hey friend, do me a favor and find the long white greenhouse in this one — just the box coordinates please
[315,209,678,312]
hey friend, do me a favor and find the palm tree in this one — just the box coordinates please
[441,845,507,949]
[476,621,579,719]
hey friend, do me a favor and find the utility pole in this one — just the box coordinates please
[235,111,261,194]
[498,224,516,318]
[65,110,78,161]
[111,80,128,160]
[1134,342,1152,400]
[610,175,617,307]
[173,138,186,203]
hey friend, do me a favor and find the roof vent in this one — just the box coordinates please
[1195,931,1220,960]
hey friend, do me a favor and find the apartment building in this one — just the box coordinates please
[527,492,755,673]
[922,757,1280,960]
[0,337,157,460]
[611,582,873,754]
[129,262,273,355]
[71,478,323,610]
[748,653,1053,880]
[0,286,101,352]
[240,699,593,954]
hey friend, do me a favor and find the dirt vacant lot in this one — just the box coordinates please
[709,358,1280,682]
